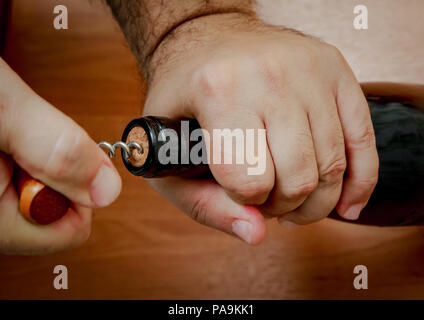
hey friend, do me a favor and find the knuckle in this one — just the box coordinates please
[283,175,318,199]
[349,123,376,151]
[228,178,273,203]
[319,156,347,183]
[193,58,237,100]
[259,56,286,88]
[43,127,88,180]
[189,195,211,226]
[355,175,379,190]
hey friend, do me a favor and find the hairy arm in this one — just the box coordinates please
[106,0,255,82]
[106,0,380,242]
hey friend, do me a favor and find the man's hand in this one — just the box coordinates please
[0,58,122,255]
[142,13,378,243]
[107,2,379,244]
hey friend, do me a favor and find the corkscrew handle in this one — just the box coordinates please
[13,167,71,225]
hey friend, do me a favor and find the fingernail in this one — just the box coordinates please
[90,164,121,207]
[232,220,253,244]
[343,203,363,220]
[279,220,298,229]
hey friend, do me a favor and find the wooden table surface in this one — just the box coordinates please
[0,0,423,299]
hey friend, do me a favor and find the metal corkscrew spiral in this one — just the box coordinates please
[98,141,143,159]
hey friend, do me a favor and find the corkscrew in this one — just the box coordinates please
[98,141,143,159]
[17,98,424,226]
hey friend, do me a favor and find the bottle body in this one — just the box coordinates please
[123,101,424,226]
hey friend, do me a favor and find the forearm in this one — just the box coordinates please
[106,0,255,81]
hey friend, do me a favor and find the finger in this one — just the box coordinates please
[279,180,342,227]
[278,97,346,225]
[196,106,275,205]
[261,102,318,215]
[0,182,92,255]
[148,178,266,245]
[144,72,274,205]
[335,71,379,219]
[0,58,121,208]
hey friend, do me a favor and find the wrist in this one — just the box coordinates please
[144,11,260,83]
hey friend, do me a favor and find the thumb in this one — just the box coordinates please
[0,58,121,208]
[148,177,266,245]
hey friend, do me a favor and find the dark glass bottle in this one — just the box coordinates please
[123,100,424,226]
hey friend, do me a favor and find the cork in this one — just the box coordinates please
[125,126,149,167]
[14,169,71,225]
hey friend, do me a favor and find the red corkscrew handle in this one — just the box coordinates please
[13,168,71,225]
